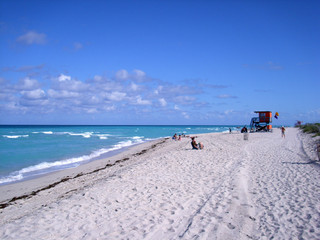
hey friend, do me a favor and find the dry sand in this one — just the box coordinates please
[0,127,319,239]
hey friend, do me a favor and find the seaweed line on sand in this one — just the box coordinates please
[0,138,168,210]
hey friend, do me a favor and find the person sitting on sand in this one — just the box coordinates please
[241,126,248,133]
[191,137,204,150]
[172,133,177,140]
[178,135,181,141]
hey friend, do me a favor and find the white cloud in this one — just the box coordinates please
[154,86,163,95]
[216,94,237,99]
[304,108,320,121]
[134,95,152,105]
[102,105,116,111]
[114,69,150,83]
[224,109,234,115]
[0,68,213,117]
[92,78,122,91]
[159,98,167,107]
[19,98,49,107]
[115,70,129,80]
[174,96,196,105]
[47,89,80,99]
[17,31,47,45]
[58,74,71,82]
[93,75,104,82]
[182,112,190,119]
[107,91,126,101]
[2,101,24,111]
[53,74,88,92]
[133,69,147,82]
[16,77,40,90]
[131,82,139,91]
[87,96,100,104]
[21,89,46,100]
[3,64,45,73]
[86,108,98,114]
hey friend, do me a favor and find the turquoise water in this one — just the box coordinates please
[0,125,239,185]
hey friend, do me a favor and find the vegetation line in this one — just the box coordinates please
[298,123,320,137]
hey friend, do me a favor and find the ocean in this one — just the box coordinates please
[0,125,239,185]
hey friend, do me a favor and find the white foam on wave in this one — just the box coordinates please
[95,134,111,140]
[132,136,143,140]
[62,132,112,139]
[33,131,113,139]
[112,140,134,149]
[127,136,144,144]
[3,135,29,139]
[70,132,92,138]
[0,173,24,185]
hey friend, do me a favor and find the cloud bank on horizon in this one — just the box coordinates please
[0,67,234,124]
[0,1,319,125]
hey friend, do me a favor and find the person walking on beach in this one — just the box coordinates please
[281,126,286,138]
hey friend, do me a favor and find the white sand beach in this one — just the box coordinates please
[0,127,319,239]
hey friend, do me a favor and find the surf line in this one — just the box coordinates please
[0,138,168,210]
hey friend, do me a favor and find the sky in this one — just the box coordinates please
[0,0,319,125]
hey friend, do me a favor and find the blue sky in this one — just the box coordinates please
[0,0,319,125]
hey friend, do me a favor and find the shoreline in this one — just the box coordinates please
[0,138,161,187]
[0,137,170,205]
[0,125,242,186]
[1,128,319,239]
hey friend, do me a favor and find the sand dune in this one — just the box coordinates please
[0,128,319,239]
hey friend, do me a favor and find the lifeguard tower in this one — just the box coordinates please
[250,111,272,132]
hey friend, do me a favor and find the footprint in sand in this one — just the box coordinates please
[227,223,236,230]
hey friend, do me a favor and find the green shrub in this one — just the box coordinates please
[300,123,320,137]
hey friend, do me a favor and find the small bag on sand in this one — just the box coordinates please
[244,133,249,140]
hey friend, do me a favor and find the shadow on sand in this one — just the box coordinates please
[282,160,320,167]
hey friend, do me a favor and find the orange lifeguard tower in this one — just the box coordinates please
[250,111,272,132]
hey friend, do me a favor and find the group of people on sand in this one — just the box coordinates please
[172,133,187,141]
[172,126,286,151]
[172,133,204,150]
